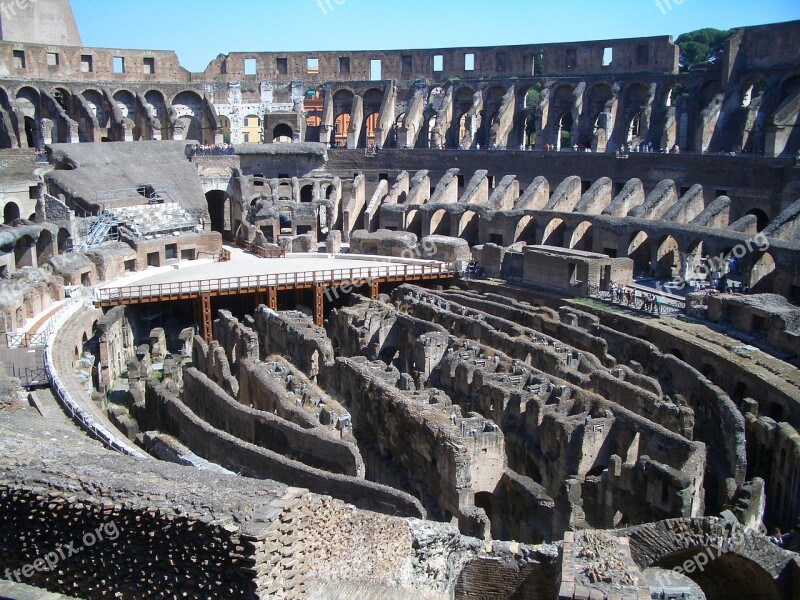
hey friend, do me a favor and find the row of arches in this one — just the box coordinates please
[406,207,783,293]
[0,85,212,148]
[1,226,72,273]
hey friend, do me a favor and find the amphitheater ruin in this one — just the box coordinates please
[0,1,799,598]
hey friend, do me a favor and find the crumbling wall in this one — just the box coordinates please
[143,378,424,518]
[182,368,363,477]
[95,306,136,393]
[0,485,261,599]
[253,308,334,382]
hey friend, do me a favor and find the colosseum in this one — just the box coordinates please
[0,1,799,598]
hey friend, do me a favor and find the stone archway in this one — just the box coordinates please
[621,518,796,600]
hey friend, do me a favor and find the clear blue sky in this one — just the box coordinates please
[70,0,800,72]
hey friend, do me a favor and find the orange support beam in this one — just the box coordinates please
[313,285,324,326]
[197,293,213,343]
[370,280,380,299]
[268,287,278,311]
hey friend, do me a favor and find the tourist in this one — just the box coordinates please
[782,527,799,552]
[655,295,663,315]
[769,528,783,547]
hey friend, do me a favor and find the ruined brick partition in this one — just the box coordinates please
[0,485,261,598]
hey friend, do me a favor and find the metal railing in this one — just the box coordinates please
[95,187,177,204]
[588,286,685,316]
[223,233,287,258]
[5,329,48,349]
[41,296,146,458]
[96,262,457,304]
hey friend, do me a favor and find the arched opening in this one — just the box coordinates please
[80,89,106,142]
[332,89,354,147]
[524,114,537,149]
[732,382,749,403]
[557,112,572,150]
[654,548,781,600]
[52,88,70,114]
[276,182,292,201]
[16,87,40,148]
[656,235,680,279]
[57,228,71,254]
[378,345,400,366]
[458,210,479,245]
[36,229,54,262]
[273,123,294,143]
[334,113,350,148]
[524,85,542,109]
[749,252,776,292]
[700,363,716,380]
[627,114,641,143]
[144,90,167,137]
[430,209,449,236]
[300,184,314,203]
[745,208,769,232]
[205,190,231,234]
[217,115,231,143]
[427,115,439,148]
[542,218,566,247]
[23,116,39,149]
[406,209,422,238]
[741,78,767,108]
[360,88,384,148]
[686,239,708,286]
[514,216,537,245]
[3,201,20,224]
[278,207,293,234]
[393,112,406,147]
[780,74,800,102]
[112,90,136,120]
[585,83,613,141]
[325,185,335,200]
[569,221,593,251]
[363,112,379,148]
[173,91,205,143]
[428,87,445,110]
[628,231,652,275]
[453,87,475,147]
[14,235,34,268]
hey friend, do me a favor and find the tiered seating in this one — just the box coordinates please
[111,202,197,238]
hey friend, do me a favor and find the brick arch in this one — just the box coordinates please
[622,517,797,583]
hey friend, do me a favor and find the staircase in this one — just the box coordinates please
[76,211,119,251]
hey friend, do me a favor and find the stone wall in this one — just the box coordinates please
[182,367,363,477]
[253,307,334,382]
[0,483,261,599]
[328,356,505,526]
[143,377,424,518]
[95,306,136,393]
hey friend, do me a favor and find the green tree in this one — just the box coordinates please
[675,28,732,72]
[525,83,543,109]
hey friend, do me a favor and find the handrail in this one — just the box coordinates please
[95,262,457,304]
[43,295,147,459]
